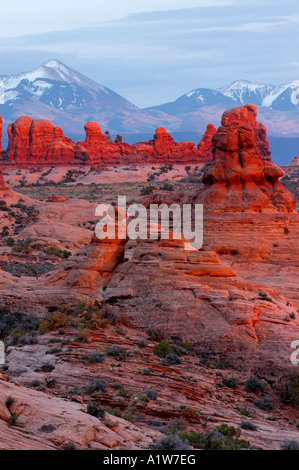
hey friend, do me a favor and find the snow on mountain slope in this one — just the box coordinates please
[262,80,299,110]
[0,60,180,134]
[219,80,275,106]
[220,79,299,110]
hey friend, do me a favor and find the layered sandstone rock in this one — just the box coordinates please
[197,123,217,159]
[0,116,8,190]
[3,115,214,166]
[74,122,122,164]
[6,117,75,165]
[189,105,296,213]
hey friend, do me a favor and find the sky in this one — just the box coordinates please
[0,0,298,107]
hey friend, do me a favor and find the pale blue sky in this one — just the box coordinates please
[0,0,298,106]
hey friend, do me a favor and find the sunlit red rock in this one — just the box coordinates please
[4,115,214,166]
[6,117,75,165]
[198,105,296,213]
[197,123,217,159]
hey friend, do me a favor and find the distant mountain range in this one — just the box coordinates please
[0,60,298,164]
[147,79,299,113]
[0,60,179,137]
[145,79,299,139]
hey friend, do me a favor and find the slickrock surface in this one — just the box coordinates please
[0,104,298,450]
[2,324,299,451]
[0,377,161,450]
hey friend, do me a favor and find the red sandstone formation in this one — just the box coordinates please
[74,122,122,164]
[197,105,296,213]
[2,116,214,166]
[6,117,75,165]
[0,116,8,190]
[197,123,217,159]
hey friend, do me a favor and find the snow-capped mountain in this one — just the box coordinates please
[0,60,179,136]
[219,80,275,106]
[262,80,299,111]
[220,79,299,110]
[145,88,236,116]
[147,79,299,115]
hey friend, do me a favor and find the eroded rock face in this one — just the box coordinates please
[199,105,296,213]
[0,116,7,190]
[74,122,123,164]
[197,123,217,159]
[3,115,214,166]
[6,117,76,165]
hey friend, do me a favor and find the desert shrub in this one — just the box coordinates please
[39,363,55,372]
[146,327,168,342]
[85,379,108,394]
[5,396,15,408]
[240,421,258,431]
[140,185,156,196]
[40,311,68,332]
[222,376,239,389]
[30,380,41,387]
[137,339,146,348]
[145,388,159,400]
[87,402,106,419]
[81,352,105,364]
[153,434,191,451]
[182,424,251,450]
[153,340,174,358]
[106,344,127,360]
[161,182,174,191]
[280,439,299,450]
[162,353,181,365]
[277,371,299,409]
[13,239,33,254]
[45,246,71,259]
[183,338,193,352]
[165,418,187,435]
[0,309,40,340]
[76,302,104,329]
[0,200,9,211]
[254,396,273,410]
[149,418,164,427]
[244,375,265,393]
[6,237,15,247]
[104,406,135,422]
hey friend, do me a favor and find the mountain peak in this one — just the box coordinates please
[42,59,65,68]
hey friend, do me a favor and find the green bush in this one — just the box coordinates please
[244,375,265,393]
[153,435,190,450]
[40,311,68,332]
[153,340,174,358]
[277,371,299,409]
[87,402,106,419]
[182,424,251,450]
[254,396,273,410]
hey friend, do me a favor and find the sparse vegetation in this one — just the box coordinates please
[87,402,106,419]
[244,375,265,393]
[181,424,251,450]
[153,340,174,358]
